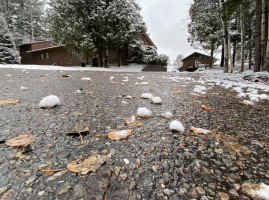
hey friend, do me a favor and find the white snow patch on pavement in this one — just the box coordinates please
[81,77,92,81]
[39,95,61,108]
[0,63,145,72]
[170,120,185,132]
[137,107,152,118]
[20,86,28,91]
[141,93,154,100]
[152,97,163,104]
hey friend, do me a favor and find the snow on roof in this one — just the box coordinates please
[181,52,212,61]
[26,46,61,53]
[19,40,57,46]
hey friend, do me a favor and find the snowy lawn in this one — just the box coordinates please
[0,63,145,72]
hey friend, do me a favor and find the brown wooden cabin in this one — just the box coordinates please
[19,33,156,67]
[180,52,212,71]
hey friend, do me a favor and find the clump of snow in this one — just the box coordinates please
[162,112,173,119]
[237,92,246,98]
[115,130,129,138]
[6,74,12,77]
[126,95,132,99]
[260,94,269,100]
[77,90,82,93]
[121,83,125,86]
[123,158,130,165]
[137,76,144,80]
[152,97,163,104]
[39,95,61,108]
[193,85,207,94]
[81,77,92,81]
[20,86,28,91]
[141,93,154,100]
[137,107,152,118]
[110,76,115,81]
[170,120,185,132]
[251,183,269,200]
[135,82,139,86]
[249,95,260,102]
[121,100,129,105]
[140,82,149,86]
[242,100,254,105]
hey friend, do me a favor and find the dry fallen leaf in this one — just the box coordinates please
[14,152,26,159]
[66,122,90,135]
[0,99,20,105]
[190,126,211,134]
[62,74,70,77]
[6,134,35,147]
[173,90,184,94]
[108,130,133,140]
[58,185,72,195]
[67,153,112,174]
[125,116,143,127]
[201,105,215,111]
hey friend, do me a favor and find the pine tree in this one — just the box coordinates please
[49,0,146,67]
[0,15,20,64]
[188,0,222,68]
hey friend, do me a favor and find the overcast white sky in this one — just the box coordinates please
[136,0,200,63]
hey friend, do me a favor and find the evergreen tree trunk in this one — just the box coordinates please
[264,39,269,71]
[240,4,245,72]
[232,41,236,68]
[249,49,252,69]
[210,41,214,68]
[98,49,103,67]
[254,0,262,72]
[104,49,109,68]
[220,43,224,67]
[118,49,121,67]
[220,0,229,73]
[262,0,268,70]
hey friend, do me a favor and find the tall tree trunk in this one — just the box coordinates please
[232,41,236,68]
[228,35,233,73]
[262,0,268,70]
[249,49,252,69]
[254,0,262,72]
[220,43,224,67]
[210,41,214,68]
[118,49,122,67]
[264,39,269,71]
[248,18,253,69]
[240,4,245,72]
[98,49,103,67]
[220,0,229,73]
[104,49,109,68]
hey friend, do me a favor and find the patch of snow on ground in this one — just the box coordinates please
[242,100,254,105]
[0,63,145,72]
[152,97,162,104]
[126,95,132,99]
[251,183,269,200]
[140,82,149,86]
[39,95,61,108]
[193,85,207,95]
[110,76,115,81]
[115,130,129,138]
[81,77,92,81]
[20,86,28,91]
[169,120,185,132]
[141,93,154,100]
[137,107,152,118]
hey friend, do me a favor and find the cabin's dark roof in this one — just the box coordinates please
[182,52,211,61]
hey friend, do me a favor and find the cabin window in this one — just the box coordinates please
[46,53,49,59]
[40,54,44,59]
[71,50,76,55]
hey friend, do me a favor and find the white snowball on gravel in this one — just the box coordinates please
[152,97,162,104]
[126,95,132,99]
[141,93,154,100]
[137,107,152,118]
[110,76,115,81]
[81,77,92,81]
[249,95,260,102]
[163,112,173,118]
[260,94,269,100]
[242,100,254,105]
[140,82,149,86]
[20,86,28,91]
[169,120,185,132]
[39,95,61,108]
[77,90,82,93]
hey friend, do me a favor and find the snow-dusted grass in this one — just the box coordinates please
[39,95,61,108]
[169,120,184,132]
[0,63,145,72]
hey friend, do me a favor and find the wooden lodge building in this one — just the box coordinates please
[180,52,213,71]
[19,33,156,67]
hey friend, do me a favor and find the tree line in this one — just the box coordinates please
[188,0,269,72]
